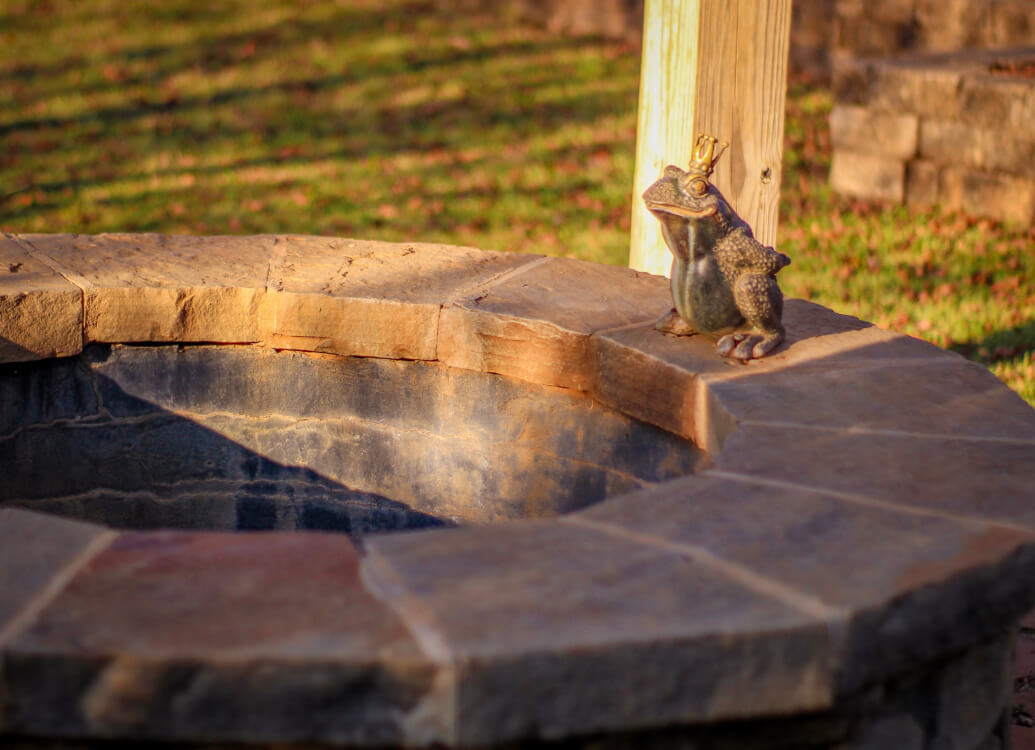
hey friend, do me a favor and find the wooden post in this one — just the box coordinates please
[629,0,792,276]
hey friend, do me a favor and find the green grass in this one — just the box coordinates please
[2,0,1033,404]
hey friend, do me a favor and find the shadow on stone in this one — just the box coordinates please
[0,343,703,535]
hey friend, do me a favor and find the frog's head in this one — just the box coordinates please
[642,134,728,222]
[642,164,721,221]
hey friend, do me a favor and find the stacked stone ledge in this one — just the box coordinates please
[2,233,1035,748]
[830,46,1035,224]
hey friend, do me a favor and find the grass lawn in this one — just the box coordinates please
[2,0,1033,404]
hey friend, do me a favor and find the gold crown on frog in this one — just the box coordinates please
[681,133,728,196]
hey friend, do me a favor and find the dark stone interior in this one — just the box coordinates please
[0,344,704,536]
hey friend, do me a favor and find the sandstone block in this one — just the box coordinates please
[830,149,906,202]
[266,235,537,360]
[846,714,924,750]
[701,357,1035,441]
[920,119,1035,178]
[830,105,918,159]
[988,2,1035,47]
[4,531,444,745]
[716,423,1035,531]
[583,473,1035,695]
[439,258,665,391]
[871,63,966,119]
[959,75,1035,138]
[364,519,838,747]
[906,159,940,206]
[931,636,1013,750]
[0,510,110,637]
[269,292,438,359]
[0,237,82,363]
[915,0,992,51]
[940,167,1035,225]
[17,234,275,345]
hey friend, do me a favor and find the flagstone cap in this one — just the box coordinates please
[1,233,1034,747]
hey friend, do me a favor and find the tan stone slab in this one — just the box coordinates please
[266,235,538,360]
[269,292,440,359]
[0,509,111,641]
[702,357,1035,442]
[940,166,1035,225]
[591,300,957,453]
[905,159,940,207]
[592,323,731,443]
[830,106,918,159]
[439,258,667,390]
[5,530,444,745]
[714,423,1035,529]
[16,234,276,344]
[920,119,1035,178]
[580,473,1035,692]
[830,149,905,202]
[364,519,839,746]
[0,237,82,363]
[959,73,1035,138]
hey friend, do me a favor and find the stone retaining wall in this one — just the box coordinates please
[2,233,1035,748]
[831,47,1035,224]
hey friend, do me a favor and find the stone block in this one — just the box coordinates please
[268,235,536,360]
[0,354,101,438]
[920,119,1035,178]
[701,358,1035,441]
[830,149,906,202]
[829,106,918,159]
[988,2,1035,47]
[837,16,915,58]
[363,519,839,747]
[871,63,966,120]
[0,237,82,363]
[591,323,725,444]
[905,159,940,206]
[0,510,110,639]
[595,300,959,455]
[268,292,439,360]
[439,257,665,391]
[915,0,992,50]
[581,473,1035,694]
[4,531,444,745]
[715,423,1035,532]
[931,637,1013,750]
[940,167,1035,225]
[862,0,916,24]
[959,75,1035,138]
[16,234,275,344]
[846,714,924,750]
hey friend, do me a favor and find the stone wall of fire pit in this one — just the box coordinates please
[831,46,1035,224]
[2,232,1035,749]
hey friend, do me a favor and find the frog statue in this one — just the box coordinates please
[642,134,790,361]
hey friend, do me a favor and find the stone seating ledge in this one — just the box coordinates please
[1,232,1034,748]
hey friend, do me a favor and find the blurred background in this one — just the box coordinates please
[1,0,1032,403]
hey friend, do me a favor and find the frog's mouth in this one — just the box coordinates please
[644,200,718,219]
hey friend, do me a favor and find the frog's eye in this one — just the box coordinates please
[687,177,708,197]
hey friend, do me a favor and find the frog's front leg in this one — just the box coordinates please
[718,274,785,360]
[655,308,697,337]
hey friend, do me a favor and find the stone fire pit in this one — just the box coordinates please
[2,233,1035,748]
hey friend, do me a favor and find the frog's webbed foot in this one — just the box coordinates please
[717,330,783,361]
[655,308,697,337]
[720,273,786,360]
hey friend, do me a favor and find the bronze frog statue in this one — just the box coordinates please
[642,134,790,360]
